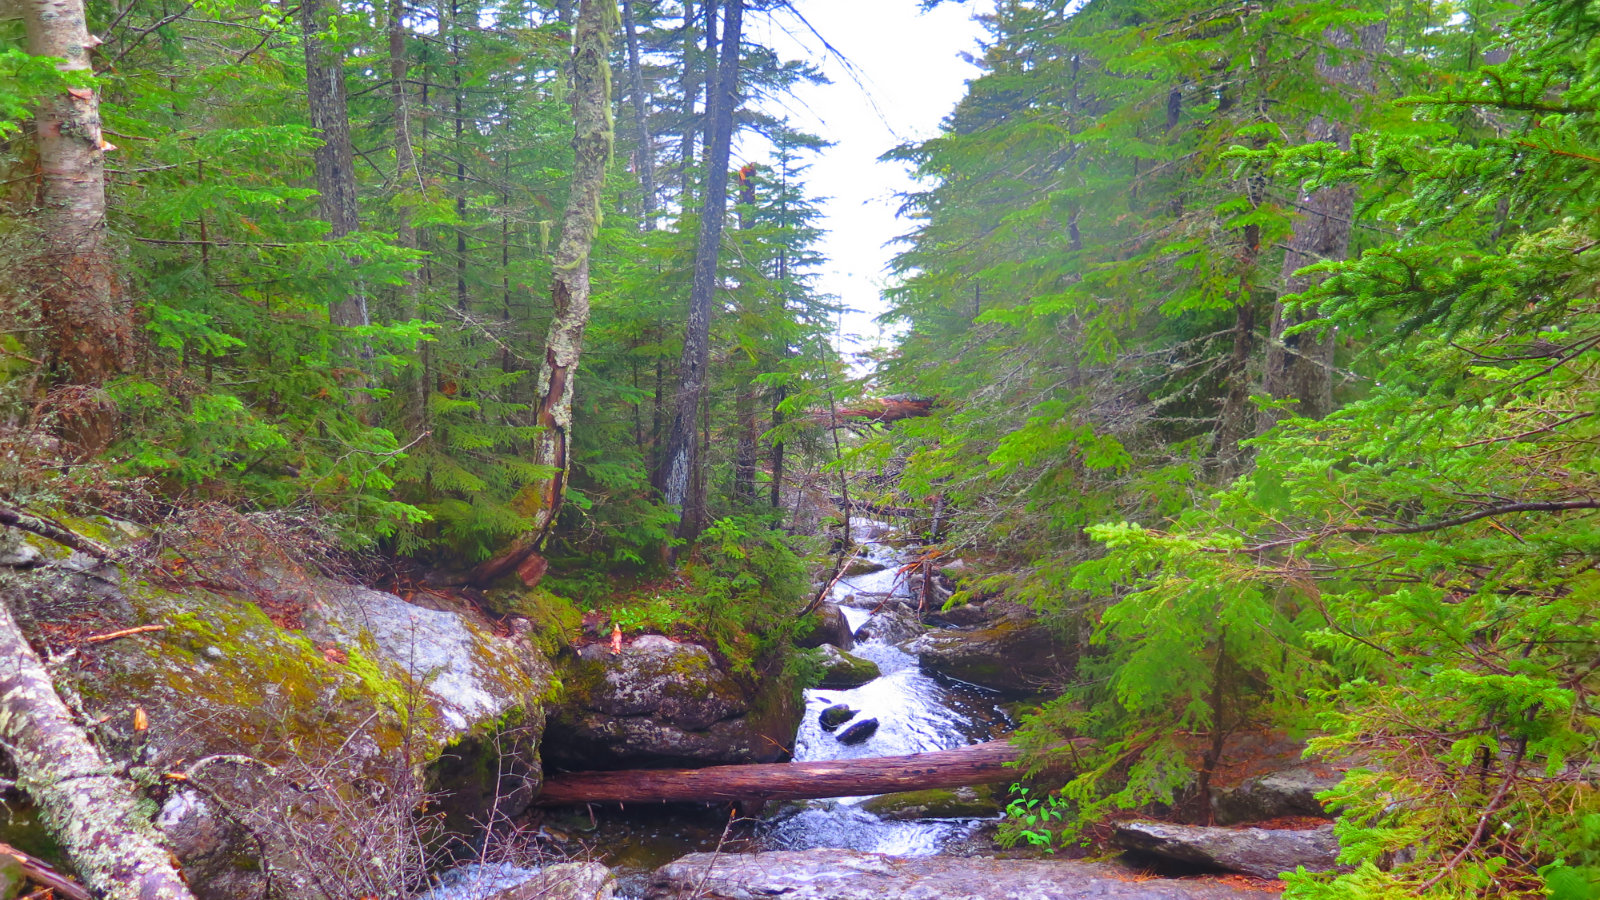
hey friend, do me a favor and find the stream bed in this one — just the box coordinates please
[576,522,1015,898]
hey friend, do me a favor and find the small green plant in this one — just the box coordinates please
[1000,785,1071,852]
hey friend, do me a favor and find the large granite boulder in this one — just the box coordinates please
[647,850,1280,899]
[544,635,802,769]
[908,608,1073,695]
[1113,821,1344,879]
[20,555,559,900]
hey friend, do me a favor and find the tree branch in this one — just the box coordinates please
[1207,499,1600,554]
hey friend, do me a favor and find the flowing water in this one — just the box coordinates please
[532,522,1015,899]
[761,521,1013,855]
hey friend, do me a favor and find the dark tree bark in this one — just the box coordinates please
[657,0,741,544]
[535,740,1024,806]
[23,0,127,453]
[677,0,699,201]
[732,167,758,501]
[1260,24,1385,432]
[389,0,428,429]
[621,0,657,228]
[300,0,369,334]
[466,0,617,587]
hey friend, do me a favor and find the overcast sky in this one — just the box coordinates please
[739,1,993,363]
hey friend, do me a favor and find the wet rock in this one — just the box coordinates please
[647,849,1282,899]
[546,636,801,768]
[860,786,1001,820]
[843,556,887,577]
[815,644,880,689]
[1212,762,1344,825]
[1113,821,1344,878]
[796,601,855,651]
[818,704,856,731]
[835,717,879,745]
[924,600,990,628]
[0,542,41,569]
[909,609,1073,696]
[854,605,925,646]
[417,861,615,900]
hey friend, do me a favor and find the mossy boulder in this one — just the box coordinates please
[908,608,1074,696]
[545,635,802,769]
[22,561,558,900]
[794,601,854,651]
[813,645,879,689]
[860,786,1002,821]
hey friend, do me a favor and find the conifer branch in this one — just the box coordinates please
[1210,499,1600,554]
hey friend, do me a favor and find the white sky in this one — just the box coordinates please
[740,1,992,363]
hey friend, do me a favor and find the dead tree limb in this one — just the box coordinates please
[0,502,121,560]
[0,597,196,900]
[0,842,92,900]
[535,740,1024,806]
[809,396,934,428]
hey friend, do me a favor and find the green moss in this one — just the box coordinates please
[860,786,1002,820]
[483,586,582,655]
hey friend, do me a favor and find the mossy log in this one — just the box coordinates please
[535,740,1021,806]
[0,596,196,900]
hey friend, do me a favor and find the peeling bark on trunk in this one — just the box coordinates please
[658,0,741,545]
[23,0,127,453]
[0,594,196,900]
[466,0,616,588]
[1260,25,1384,433]
[301,0,370,370]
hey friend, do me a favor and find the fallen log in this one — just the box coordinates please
[809,396,935,428]
[535,739,1021,806]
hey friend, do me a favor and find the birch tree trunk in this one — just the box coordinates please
[389,0,429,430]
[301,0,370,336]
[22,0,128,453]
[657,0,741,545]
[466,0,617,587]
[0,594,195,899]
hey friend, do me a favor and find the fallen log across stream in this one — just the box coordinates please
[534,740,1023,806]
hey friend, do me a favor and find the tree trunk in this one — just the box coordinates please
[300,0,369,335]
[621,0,657,229]
[23,0,127,453]
[0,595,196,900]
[732,167,757,501]
[657,0,741,545]
[677,0,699,203]
[389,0,428,430]
[465,0,616,588]
[1259,25,1384,432]
[535,740,1023,806]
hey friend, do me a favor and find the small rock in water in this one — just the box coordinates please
[835,717,879,745]
[818,704,856,731]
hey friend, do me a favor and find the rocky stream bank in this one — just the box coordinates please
[1,520,1352,900]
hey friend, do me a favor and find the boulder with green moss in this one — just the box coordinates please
[545,635,802,769]
[813,644,879,689]
[17,558,559,900]
[860,786,1002,820]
